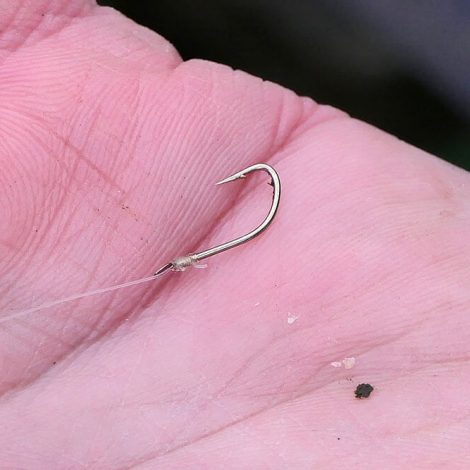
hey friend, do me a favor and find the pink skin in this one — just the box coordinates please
[1,1,470,468]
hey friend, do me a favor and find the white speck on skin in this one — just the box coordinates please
[254,302,260,307]
[287,313,299,325]
[330,357,357,369]
[343,357,356,369]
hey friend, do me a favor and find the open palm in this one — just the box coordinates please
[1,2,470,468]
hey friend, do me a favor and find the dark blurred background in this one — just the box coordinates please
[99,0,470,170]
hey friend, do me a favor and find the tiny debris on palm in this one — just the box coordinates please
[287,312,299,324]
[330,357,356,369]
[355,383,374,399]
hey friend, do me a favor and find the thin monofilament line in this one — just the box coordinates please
[0,274,163,325]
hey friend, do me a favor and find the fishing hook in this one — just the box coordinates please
[154,163,281,275]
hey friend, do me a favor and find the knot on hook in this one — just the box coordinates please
[171,255,197,271]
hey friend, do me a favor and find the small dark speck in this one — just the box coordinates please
[34,229,38,233]
[52,361,57,365]
[355,383,374,399]
[337,437,341,441]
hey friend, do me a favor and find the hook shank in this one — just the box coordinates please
[154,163,280,276]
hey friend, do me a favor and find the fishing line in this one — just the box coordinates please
[0,274,162,325]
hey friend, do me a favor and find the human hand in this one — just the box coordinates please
[1,1,469,468]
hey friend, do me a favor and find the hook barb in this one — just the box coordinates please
[154,163,281,275]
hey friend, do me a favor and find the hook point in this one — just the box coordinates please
[215,173,246,186]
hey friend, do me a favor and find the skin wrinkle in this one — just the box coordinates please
[0,1,22,34]
[121,67,229,233]
[0,114,46,239]
[0,280,160,400]
[116,79,145,196]
[0,114,101,281]
[374,409,470,445]
[1,84,156,286]
[20,316,77,352]
[92,88,138,187]
[314,246,464,324]
[358,342,469,383]
[41,268,146,344]
[0,253,165,404]
[0,4,38,53]
[292,189,462,260]
[221,326,400,400]
[124,365,365,467]
[44,199,84,271]
[142,356,469,469]
[295,280,404,337]
[265,89,306,161]
[5,328,71,381]
[54,286,108,351]
[56,108,113,188]
[174,61,301,178]
[399,409,470,439]
[212,325,320,397]
[0,239,16,251]
[51,124,127,195]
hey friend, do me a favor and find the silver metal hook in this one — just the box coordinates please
[154,163,281,276]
